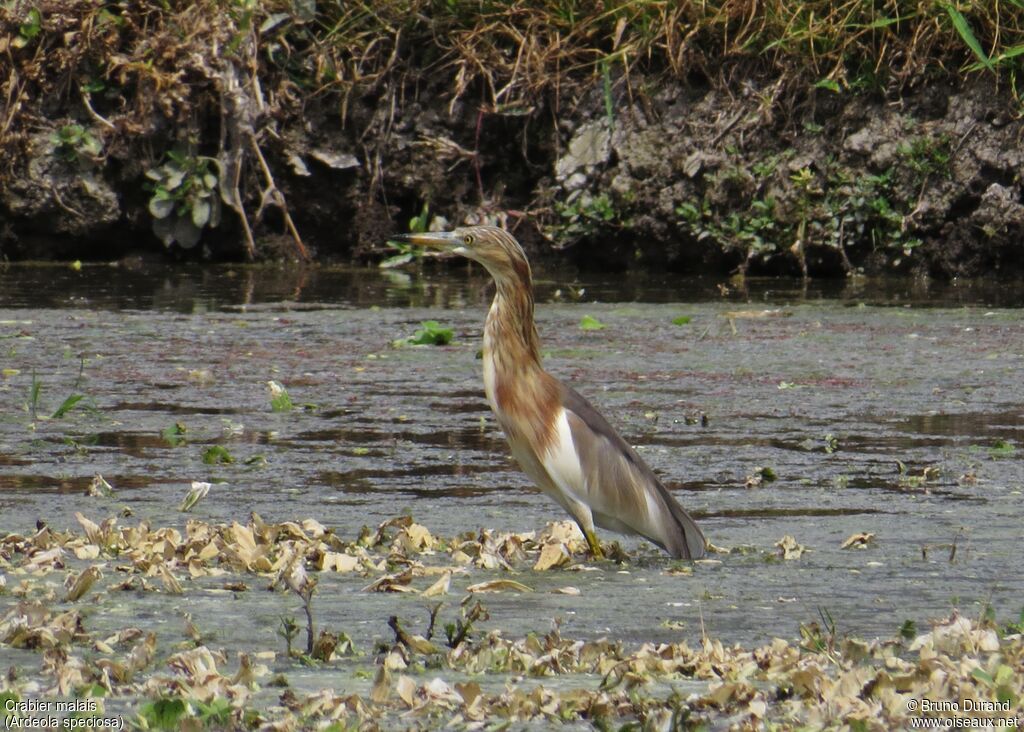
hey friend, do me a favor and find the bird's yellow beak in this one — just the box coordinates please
[392,231,461,251]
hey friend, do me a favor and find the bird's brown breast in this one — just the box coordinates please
[492,366,561,456]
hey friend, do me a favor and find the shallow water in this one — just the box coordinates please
[1,262,1022,699]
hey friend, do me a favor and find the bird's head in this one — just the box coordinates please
[393,225,531,287]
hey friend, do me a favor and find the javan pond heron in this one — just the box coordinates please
[394,226,707,560]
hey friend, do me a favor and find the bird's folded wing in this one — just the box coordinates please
[554,384,707,559]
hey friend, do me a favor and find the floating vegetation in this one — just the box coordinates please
[745,465,779,489]
[49,393,85,420]
[161,422,188,447]
[988,440,1017,459]
[1,513,1020,729]
[396,320,455,347]
[178,481,211,512]
[266,380,293,412]
[579,315,606,331]
[86,474,114,498]
[201,445,234,465]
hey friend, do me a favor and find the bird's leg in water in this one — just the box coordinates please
[582,527,605,559]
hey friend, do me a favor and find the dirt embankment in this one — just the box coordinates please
[1,2,1022,277]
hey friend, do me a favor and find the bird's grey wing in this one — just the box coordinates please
[559,383,707,559]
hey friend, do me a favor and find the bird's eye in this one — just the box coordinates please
[463,234,475,246]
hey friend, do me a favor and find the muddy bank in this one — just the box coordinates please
[1,3,1022,277]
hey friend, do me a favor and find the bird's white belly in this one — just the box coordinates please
[538,408,586,500]
[492,404,584,513]
[482,347,498,413]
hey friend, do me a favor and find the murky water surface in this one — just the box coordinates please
[1,262,1022,702]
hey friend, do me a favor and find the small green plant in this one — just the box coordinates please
[51,124,102,167]
[13,8,41,49]
[382,203,431,268]
[28,370,42,420]
[409,201,431,233]
[161,422,187,447]
[899,134,953,183]
[267,380,294,411]
[677,195,780,264]
[194,698,233,728]
[24,372,86,421]
[944,3,993,73]
[579,315,606,331]
[444,600,489,649]
[145,151,221,249]
[179,481,210,512]
[202,445,234,465]
[971,664,1019,706]
[989,439,1016,458]
[136,697,188,731]
[822,166,918,258]
[671,315,691,326]
[898,618,917,640]
[398,320,454,346]
[799,608,839,662]
[1004,607,1024,636]
[278,616,301,657]
[51,393,85,419]
[555,192,628,241]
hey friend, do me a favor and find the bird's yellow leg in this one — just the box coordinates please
[582,528,604,560]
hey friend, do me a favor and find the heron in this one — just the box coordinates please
[394,225,707,560]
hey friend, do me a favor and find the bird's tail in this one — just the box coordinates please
[658,491,707,560]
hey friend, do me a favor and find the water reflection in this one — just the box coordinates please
[3,261,1024,311]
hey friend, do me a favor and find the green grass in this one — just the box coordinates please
[3,2,1022,144]
[294,0,1024,109]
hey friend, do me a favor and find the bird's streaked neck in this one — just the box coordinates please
[479,253,560,455]
[484,268,543,369]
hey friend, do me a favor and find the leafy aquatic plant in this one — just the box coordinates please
[146,151,221,249]
[398,320,454,346]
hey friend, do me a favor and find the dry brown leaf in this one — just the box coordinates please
[775,535,808,560]
[537,521,584,546]
[320,551,360,573]
[841,532,875,549]
[73,545,101,560]
[395,523,436,553]
[533,542,571,571]
[158,564,183,594]
[466,579,532,593]
[363,568,417,593]
[301,518,327,537]
[64,566,102,601]
[370,663,391,703]
[126,632,157,674]
[413,676,463,709]
[230,522,259,558]
[396,674,416,707]
[422,571,452,597]
[75,513,103,546]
